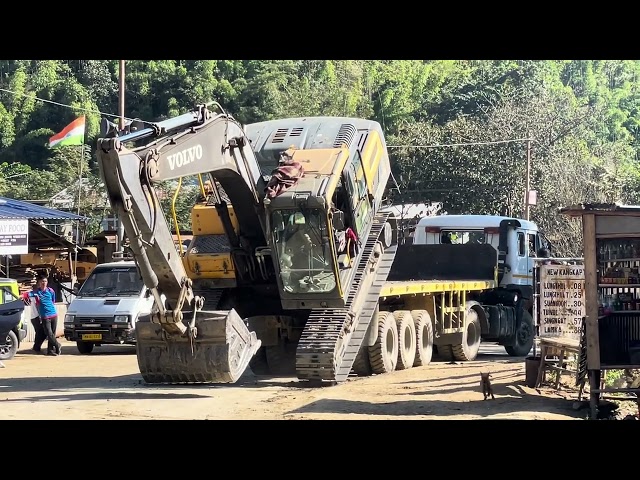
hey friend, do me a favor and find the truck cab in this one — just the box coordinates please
[413,214,551,309]
[63,260,155,354]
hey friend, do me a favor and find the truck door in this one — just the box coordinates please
[506,228,530,286]
[508,228,535,287]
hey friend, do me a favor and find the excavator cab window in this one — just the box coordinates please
[271,209,337,294]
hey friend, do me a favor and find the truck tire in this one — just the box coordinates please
[411,310,433,367]
[265,342,297,376]
[505,310,535,357]
[451,308,481,361]
[368,311,398,374]
[249,347,270,375]
[0,330,18,360]
[76,341,94,354]
[352,342,373,377]
[393,311,416,370]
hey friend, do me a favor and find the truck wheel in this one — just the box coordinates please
[393,311,416,370]
[505,310,535,357]
[76,341,94,354]
[0,330,18,360]
[381,222,393,248]
[368,311,398,374]
[249,346,270,375]
[352,342,373,377]
[451,309,481,361]
[411,310,433,367]
[265,342,297,376]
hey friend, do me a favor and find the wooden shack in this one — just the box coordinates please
[560,203,640,419]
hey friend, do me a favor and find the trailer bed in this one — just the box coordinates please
[380,279,496,297]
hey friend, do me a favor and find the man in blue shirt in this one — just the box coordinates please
[23,275,62,356]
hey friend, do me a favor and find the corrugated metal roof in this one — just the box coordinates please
[560,202,640,216]
[0,196,88,221]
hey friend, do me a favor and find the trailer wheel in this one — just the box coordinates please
[381,222,393,248]
[265,342,297,376]
[393,311,416,370]
[368,311,398,374]
[249,346,270,375]
[451,309,481,361]
[411,310,433,367]
[505,310,535,357]
[352,342,373,376]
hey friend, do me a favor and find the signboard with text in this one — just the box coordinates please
[0,219,29,255]
[539,263,585,341]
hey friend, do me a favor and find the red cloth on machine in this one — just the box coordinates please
[265,159,305,199]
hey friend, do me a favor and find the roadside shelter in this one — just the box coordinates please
[0,196,89,280]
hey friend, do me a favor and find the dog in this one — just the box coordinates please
[480,372,495,400]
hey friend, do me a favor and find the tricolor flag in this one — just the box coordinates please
[49,116,86,148]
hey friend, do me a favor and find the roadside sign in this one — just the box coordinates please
[0,219,29,255]
[539,263,585,340]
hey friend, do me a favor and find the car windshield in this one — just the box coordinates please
[79,266,144,297]
[271,209,336,294]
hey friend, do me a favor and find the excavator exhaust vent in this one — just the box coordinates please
[333,123,357,148]
[270,127,304,144]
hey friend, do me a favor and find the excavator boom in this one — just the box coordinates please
[96,104,262,383]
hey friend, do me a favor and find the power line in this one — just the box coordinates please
[388,137,535,148]
[0,87,135,122]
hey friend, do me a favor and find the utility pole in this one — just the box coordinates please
[119,60,126,132]
[116,60,126,253]
[525,138,531,221]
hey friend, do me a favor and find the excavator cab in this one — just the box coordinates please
[271,209,337,294]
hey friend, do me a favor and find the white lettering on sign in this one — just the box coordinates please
[539,264,585,340]
[0,219,29,255]
[167,144,203,170]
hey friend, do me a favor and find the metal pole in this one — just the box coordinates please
[116,60,125,253]
[525,139,531,220]
[119,60,126,132]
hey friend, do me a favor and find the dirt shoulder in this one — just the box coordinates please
[0,340,589,420]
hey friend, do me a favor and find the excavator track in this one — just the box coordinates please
[295,212,397,383]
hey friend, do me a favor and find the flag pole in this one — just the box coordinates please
[73,142,84,285]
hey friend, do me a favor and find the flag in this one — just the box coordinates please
[49,116,86,148]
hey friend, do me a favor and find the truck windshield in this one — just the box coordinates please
[79,266,144,297]
[271,209,336,294]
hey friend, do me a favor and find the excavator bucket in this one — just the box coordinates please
[134,309,261,384]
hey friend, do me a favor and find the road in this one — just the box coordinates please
[0,339,586,420]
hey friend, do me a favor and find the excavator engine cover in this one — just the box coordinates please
[135,309,261,384]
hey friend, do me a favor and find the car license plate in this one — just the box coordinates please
[82,334,102,341]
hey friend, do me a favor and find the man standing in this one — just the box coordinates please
[23,284,46,353]
[22,275,61,356]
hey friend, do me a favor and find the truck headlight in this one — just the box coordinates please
[65,314,75,323]
[114,315,129,323]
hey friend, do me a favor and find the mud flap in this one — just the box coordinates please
[135,309,261,384]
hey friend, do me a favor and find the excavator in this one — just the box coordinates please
[96,102,395,384]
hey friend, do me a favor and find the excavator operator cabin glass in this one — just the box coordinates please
[272,209,336,294]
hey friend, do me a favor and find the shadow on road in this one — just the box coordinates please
[285,376,585,419]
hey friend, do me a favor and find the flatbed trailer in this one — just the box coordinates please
[350,242,530,376]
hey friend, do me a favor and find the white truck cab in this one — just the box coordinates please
[413,214,552,308]
[63,260,154,354]
[411,214,552,356]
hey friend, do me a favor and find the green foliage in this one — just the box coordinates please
[0,59,640,254]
